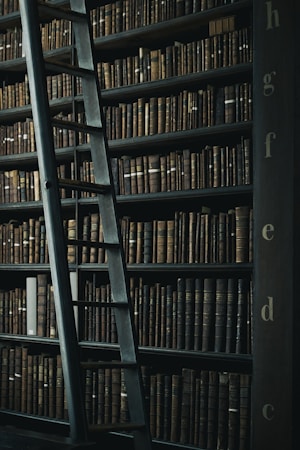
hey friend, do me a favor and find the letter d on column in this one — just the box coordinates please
[261,296,274,321]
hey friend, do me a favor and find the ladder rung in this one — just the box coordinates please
[52,118,102,134]
[81,361,137,370]
[38,2,86,23]
[59,178,110,194]
[88,423,145,434]
[73,300,128,308]
[67,239,118,249]
[45,60,94,79]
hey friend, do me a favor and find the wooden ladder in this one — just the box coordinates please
[19,1,152,449]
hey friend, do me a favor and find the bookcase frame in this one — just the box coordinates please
[1,0,298,449]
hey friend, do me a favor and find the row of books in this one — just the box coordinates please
[0,165,75,203]
[0,77,30,110]
[0,119,251,195]
[0,26,23,61]
[82,276,252,353]
[0,119,35,155]
[0,205,252,265]
[0,78,252,130]
[46,73,75,100]
[0,6,246,63]
[0,273,252,355]
[0,216,56,264]
[0,285,27,336]
[113,139,251,195]
[119,206,252,264]
[80,207,253,264]
[104,84,252,140]
[144,367,250,448]
[41,18,72,52]
[0,344,250,449]
[0,277,57,338]
[89,0,241,37]
[0,0,19,15]
[0,138,251,203]
[0,116,80,155]
[0,346,66,418]
[99,28,252,89]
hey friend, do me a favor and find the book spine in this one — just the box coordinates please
[26,276,37,336]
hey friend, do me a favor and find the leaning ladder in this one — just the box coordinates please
[19,1,152,449]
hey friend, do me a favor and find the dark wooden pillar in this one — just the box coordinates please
[253,1,300,449]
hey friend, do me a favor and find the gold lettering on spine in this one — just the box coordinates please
[262,224,275,241]
[261,297,274,321]
[265,1,280,30]
[262,404,275,421]
[265,132,276,158]
[263,72,276,96]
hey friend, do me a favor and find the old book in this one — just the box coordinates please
[193,278,203,351]
[148,285,156,346]
[39,216,46,264]
[225,278,238,353]
[159,155,167,192]
[207,371,219,449]
[199,370,209,448]
[166,219,175,263]
[67,218,76,264]
[226,208,236,263]
[128,220,137,264]
[141,283,150,347]
[154,283,162,347]
[235,206,250,263]
[48,283,57,339]
[202,278,215,352]
[48,355,55,418]
[122,156,131,195]
[8,347,15,409]
[149,374,157,436]
[228,373,240,449]
[14,345,22,411]
[214,278,227,352]
[156,220,167,263]
[141,221,151,264]
[56,354,64,419]
[176,278,185,349]
[236,278,249,353]
[180,368,192,444]
[224,85,236,124]
[157,96,166,134]
[37,274,48,337]
[163,374,172,440]
[0,346,9,408]
[170,374,182,442]
[185,278,195,350]
[156,373,164,438]
[185,212,194,264]
[26,276,37,335]
[148,154,161,193]
[218,211,227,263]
[21,346,28,413]
[217,372,229,449]
[239,374,251,450]
[135,155,144,194]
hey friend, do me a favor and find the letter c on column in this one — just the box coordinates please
[262,403,275,421]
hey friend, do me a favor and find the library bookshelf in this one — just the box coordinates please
[0,0,299,449]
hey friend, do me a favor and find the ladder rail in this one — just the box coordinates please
[70,3,153,447]
[19,0,88,442]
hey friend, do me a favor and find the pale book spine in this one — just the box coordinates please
[26,276,37,335]
[70,271,78,337]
